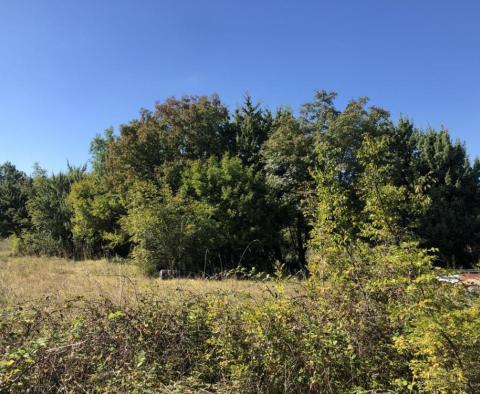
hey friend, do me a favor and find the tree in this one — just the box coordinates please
[123,180,217,275]
[67,128,127,258]
[17,165,86,257]
[68,175,128,257]
[0,162,31,237]
[262,110,314,270]
[309,112,480,393]
[179,155,283,272]
[309,91,480,268]
[6,91,480,271]
[106,95,231,186]
[414,130,480,266]
[122,154,284,275]
[89,127,116,175]
[232,95,272,169]
[300,89,339,133]
[312,97,394,246]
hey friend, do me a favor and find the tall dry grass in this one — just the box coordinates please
[0,239,273,308]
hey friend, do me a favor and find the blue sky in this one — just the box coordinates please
[1,0,479,174]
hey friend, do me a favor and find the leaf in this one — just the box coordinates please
[107,311,125,320]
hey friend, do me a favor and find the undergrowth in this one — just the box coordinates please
[1,241,480,393]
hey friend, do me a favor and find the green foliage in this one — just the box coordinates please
[415,130,480,266]
[311,141,480,389]
[357,129,429,243]
[309,93,480,391]
[2,268,479,393]
[6,91,480,272]
[0,162,31,237]
[300,89,338,131]
[89,127,116,175]
[3,91,480,392]
[312,98,393,245]
[232,95,272,168]
[68,174,127,257]
[311,94,480,267]
[262,110,314,269]
[179,155,282,272]
[106,95,231,186]
[308,235,480,392]
[123,180,217,275]
[16,165,86,258]
[123,155,282,275]
[262,110,313,204]
[395,284,480,392]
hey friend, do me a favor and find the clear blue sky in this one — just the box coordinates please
[1,0,479,174]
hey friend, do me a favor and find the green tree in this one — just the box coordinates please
[309,120,480,392]
[414,129,480,266]
[0,162,31,237]
[308,96,480,392]
[67,128,127,258]
[312,97,394,246]
[300,89,339,135]
[107,95,231,186]
[311,93,480,268]
[123,180,217,275]
[17,165,85,257]
[68,175,127,257]
[262,110,314,270]
[180,155,282,271]
[90,127,116,175]
[232,95,272,168]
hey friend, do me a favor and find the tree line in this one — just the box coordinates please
[1,91,479,274]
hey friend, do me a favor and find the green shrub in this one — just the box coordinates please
[123,180,218,275]
[1,273,480,393]
[68,175,127,258]
[15,166,86,258]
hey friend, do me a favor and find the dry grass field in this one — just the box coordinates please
[0,239,278,308]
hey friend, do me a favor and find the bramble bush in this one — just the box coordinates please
[1,258,479,393]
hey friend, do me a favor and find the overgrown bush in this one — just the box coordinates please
[122,155,283,276]
[123,180,218,275]
[1,270,479,393]
[68,174,127,258]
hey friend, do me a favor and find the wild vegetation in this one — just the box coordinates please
[2,92,480,272]
[1,91,480,392]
